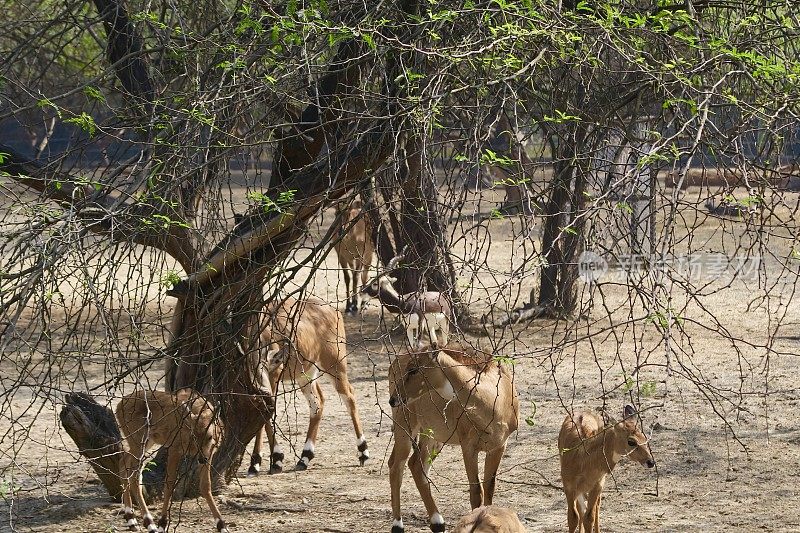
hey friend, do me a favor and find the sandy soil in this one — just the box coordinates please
[1,187,799,533]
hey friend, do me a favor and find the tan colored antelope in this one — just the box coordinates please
[359,251,452,348]
[558,404,655,533]
[333,199,374,315]
[453,505,527,533]
[387,346,519,533]
[115,389,227,533]
[248,296,368,475]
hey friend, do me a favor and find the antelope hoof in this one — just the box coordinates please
[295,448,314,470]
[124,511,137,531]
[391,519,404,533]
[216,518,228,533]
[429,512,445,533]
[357,438,369,465]
[247,453,262,477]
[143,514,158,533]
[269,451,284,474]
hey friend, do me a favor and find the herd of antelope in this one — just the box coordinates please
[114,200,655,533]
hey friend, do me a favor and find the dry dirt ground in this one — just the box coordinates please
[1,188,799,532]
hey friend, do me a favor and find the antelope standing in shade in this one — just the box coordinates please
[453,505,527,533]
[116,389,228,533]
[558,404,655,533]
[333,199,375,315]
[359,253,451,348]
[248,296,368,475]
[387,346,519,533]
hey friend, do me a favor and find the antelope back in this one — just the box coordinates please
[454,505,526,533]
[261,297,344,369]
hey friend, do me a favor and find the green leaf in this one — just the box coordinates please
[524,401,537,427]
[83,86,105,102]
[64,112,97,137]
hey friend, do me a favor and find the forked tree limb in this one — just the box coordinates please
[168,124,393,298]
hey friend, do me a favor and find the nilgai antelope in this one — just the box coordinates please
[558,404,655,533]
[454,505,527,533]
[359,253,451,348]
[116,389,227,533]
[333,199,375,315]
[248,296,368,475]
[387,346,519,533]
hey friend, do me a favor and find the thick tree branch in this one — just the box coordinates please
[168,124,392,297]
[0,144,195,271]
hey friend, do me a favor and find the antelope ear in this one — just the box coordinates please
[623,404,637,419]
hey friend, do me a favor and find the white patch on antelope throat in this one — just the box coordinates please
[431,512,445,525]
[435,379,456,401]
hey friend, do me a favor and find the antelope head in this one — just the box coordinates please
[611,404,655,469]
[359,248,406,301]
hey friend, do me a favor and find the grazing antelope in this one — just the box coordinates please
[387,346,519,533]
[359,253,451,348]
[454,505,527,533]
[333,199,375,315]
[248,296,368,475]
[558,404,655,533]
[116,389,227,533]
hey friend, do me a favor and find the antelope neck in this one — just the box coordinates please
[576,424,623,472]
[377,284,414,314]
[435,353,482,401]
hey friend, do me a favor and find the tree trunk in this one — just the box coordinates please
[537,126,588,316]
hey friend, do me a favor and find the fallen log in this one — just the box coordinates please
[59,392,165,502]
